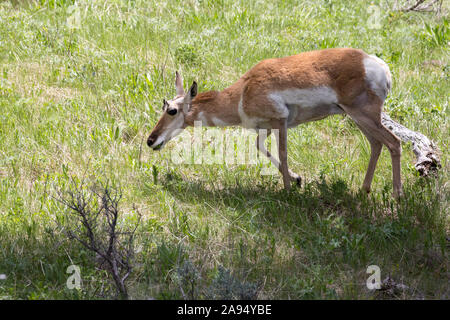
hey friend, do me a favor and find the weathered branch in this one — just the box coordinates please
[381,112,441,176]
[402,0,426,11]
[397,0,442,12]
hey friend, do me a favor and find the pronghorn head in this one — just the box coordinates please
[147,71,197,150]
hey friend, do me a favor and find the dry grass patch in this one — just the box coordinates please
[5,61,77,104]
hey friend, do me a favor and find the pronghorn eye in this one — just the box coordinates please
[167,108,177,116]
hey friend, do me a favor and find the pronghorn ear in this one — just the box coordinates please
[175,71,184,96]
[189,81,197,98]
[183,81,197,113]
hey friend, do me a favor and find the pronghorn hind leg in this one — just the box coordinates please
[256,128,301,186]
[340,99,403,198]
[355,123,383,194]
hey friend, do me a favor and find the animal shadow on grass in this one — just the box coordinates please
[157,171,446,299]
[159,170,443,232]
[161,171,380,221]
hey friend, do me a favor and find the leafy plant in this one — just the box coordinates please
[423,19,449,47]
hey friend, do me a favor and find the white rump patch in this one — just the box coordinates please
[363,55,391,100]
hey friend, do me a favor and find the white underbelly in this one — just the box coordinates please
[268,86,343,127]
[287,103,344,127]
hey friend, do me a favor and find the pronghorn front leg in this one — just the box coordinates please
[277,118,291,190]
[256,128,301,187]
[256,119,301,189]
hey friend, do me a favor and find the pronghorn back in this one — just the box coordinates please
[238,48,391,129]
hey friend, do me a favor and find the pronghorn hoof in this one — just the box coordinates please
[290,175,301,187]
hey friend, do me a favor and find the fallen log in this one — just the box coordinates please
[381,112,441,176]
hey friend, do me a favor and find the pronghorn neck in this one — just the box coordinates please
[185,84,242,127]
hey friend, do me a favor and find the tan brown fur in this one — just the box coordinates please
[240,48,367,119]
[147,48,403,197]
[185,82,243,127]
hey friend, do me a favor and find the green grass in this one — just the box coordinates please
[0,0,448,299]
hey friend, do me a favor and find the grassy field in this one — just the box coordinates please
[0,0,448,299]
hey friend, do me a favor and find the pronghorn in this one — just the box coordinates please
[147,48,402,197]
